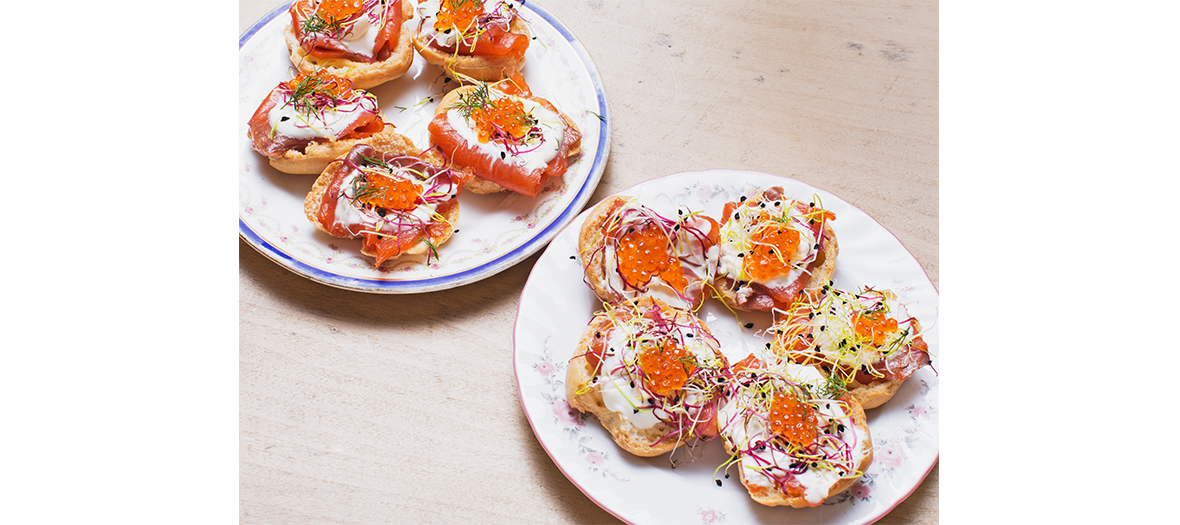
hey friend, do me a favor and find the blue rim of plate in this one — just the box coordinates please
[239,1,611,294]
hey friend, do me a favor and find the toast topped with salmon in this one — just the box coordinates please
[427,71,581,197]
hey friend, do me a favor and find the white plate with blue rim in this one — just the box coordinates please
[515,171,938,524]
[239,1,610,293]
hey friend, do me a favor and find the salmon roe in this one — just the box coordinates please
[769,390,818,448]
[316,0,365,19]
[638,338,695,396]
[854,312,899,346]
[361,173,422,210]
[435,0,482,33]
[470,96,532,144]
[616,224,688,291]
[743,213,801,282]
[285,70,350,100]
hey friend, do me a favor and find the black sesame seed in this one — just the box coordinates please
[500,151,506,159]
[744,323,754,329]
[569,255,576,259]
[280,116,290,122]
[715,479,723,487]
[740,196,748,202]
[734,212,740,220]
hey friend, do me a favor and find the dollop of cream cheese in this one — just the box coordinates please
[717,363,868,506]
[805,289,913,370]
[338,14,378,55]
[716,199,818,288]
[445,90,564,172]
[268,93,378,141]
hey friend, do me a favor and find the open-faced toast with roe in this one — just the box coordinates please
[413,0,531,82]
[427,70,581,197]
[283,0,416,89]
[247,69,406,175]
[712,187,838,312]
[717,356,873,508]
[578,196,720,312]
[566,297,730,458]
[768,286,932,409]
[303,142,468,267]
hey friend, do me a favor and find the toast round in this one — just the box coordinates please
[566,297,728,457]
[717,363,873,508]
[412,8,530,82]
[769,287,932,410]
[282,0,417,90]
[304,143,462,266]
[712,188,839,312]
[578,196,718,311]
[429,82,581,196]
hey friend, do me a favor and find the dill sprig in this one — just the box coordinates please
[300,13,346,38]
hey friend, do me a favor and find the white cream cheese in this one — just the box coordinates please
[339,14,378,55]
[716,199,818,288]
[445,90,564,172]
[269,93,378,140]
[804,288,912,370]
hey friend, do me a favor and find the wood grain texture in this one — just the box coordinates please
[240,0,938,522]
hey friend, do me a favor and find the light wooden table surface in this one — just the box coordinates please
[239,1,938,523]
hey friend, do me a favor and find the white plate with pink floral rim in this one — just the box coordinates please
[515,170,938,524]
[239,1,610,293]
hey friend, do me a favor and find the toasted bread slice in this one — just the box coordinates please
[712,187,838,312]
[769,287,933,410]
[717,362,873,508]
[412,6,530,82]
[566,297,728,457]
[304,143,463,266]
[282,0,416,89]
[578,196,719,311]
[428,80,581,197]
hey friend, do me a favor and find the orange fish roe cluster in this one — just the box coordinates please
[769,390,818,447]
[615,224,688,291]
[743,215,801,282]
[854,312,899,346]
[286,70,351,100]
[435,0,482,33]
[316,0,365,19]
[362,173,422,210]
[470,96,532,143]
[638,339,695,396]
